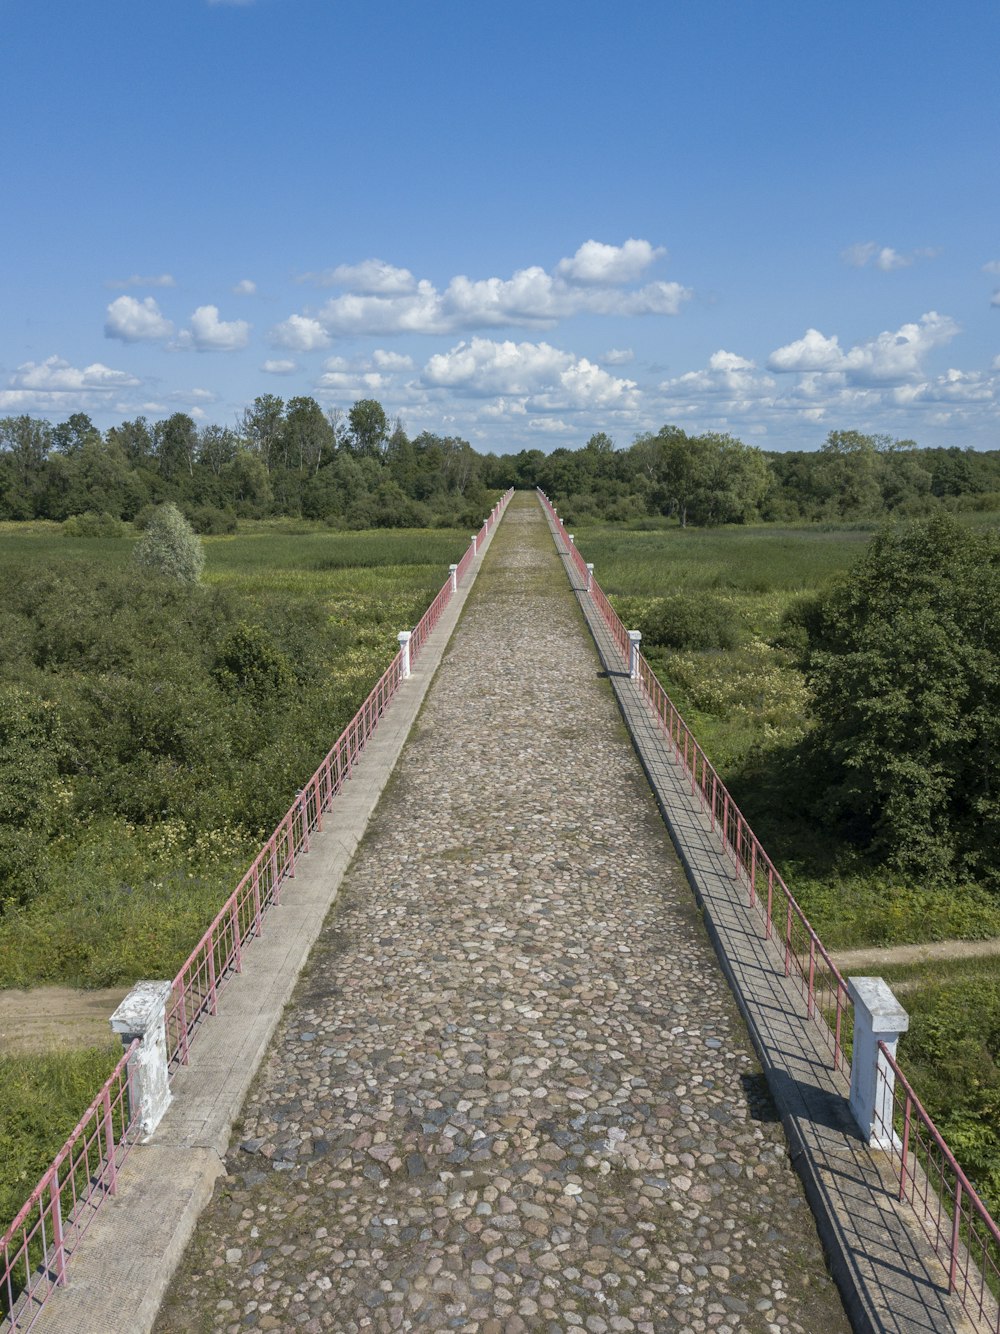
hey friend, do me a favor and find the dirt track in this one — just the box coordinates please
[830,935,1000,974]
[0,986,128,1054]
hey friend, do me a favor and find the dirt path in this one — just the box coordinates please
[0,986,128,1054]
[831,935,1000,974]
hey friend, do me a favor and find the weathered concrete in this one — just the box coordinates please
[154,496,849,1334]
[547,505,981,1334]
[27,517,504,1334]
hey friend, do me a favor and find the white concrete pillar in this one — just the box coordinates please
[586,563,594,593]
[449,563,458,593]
[398,630,412,680]
[628,630,642,681]
[847,977,909,1149]
[110,981,173,1139]
[568,534,575,546]
[470,533,477,556]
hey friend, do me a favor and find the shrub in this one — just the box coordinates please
[634,593,738,651]
[185,505,238,536]
[62,511,128,539]
[132,503,205,583]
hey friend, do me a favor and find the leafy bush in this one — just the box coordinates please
[132,502,205,583]
[185,504,238,535]
[634,593,738,650]
[801,512,1000,883]
[62,511,128,538]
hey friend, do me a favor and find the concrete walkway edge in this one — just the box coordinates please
[26,512,507,1334]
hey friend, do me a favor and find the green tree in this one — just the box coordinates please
[132,502,205,583]
[282,396,335,474]
[154,413,199,481]
[347,398,388,458]
[801,512,1000,882]
[238,394,285,472]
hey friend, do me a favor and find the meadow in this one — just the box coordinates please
[573,516,1000,1214]
[0,519,473,1233]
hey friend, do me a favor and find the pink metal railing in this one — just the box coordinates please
[538,487,1000,1329]
[0,490,513,1323]
[1,1043,139,1331]
[875,1045,1000,1331]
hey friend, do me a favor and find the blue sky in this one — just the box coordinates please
[2,0,999,454]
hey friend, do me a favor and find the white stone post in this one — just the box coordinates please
[398,630,412,680]
[586,563,594,593]
[847,977,909,1149]
[628,630,642,681]
[110,981,173,1140]
[449,563,458,593]
[568,534,575,546]
[470,533,477,556]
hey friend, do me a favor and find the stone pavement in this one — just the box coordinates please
[154,495,850,1334]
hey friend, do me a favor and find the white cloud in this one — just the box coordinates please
[841,241,937,272]
[262,359,297,375]
[181,305,251,351]
[555,238,664,286]
[982,260,1000,275]
[107,273,175,289]
[317,369,387,394]
[269,314,330,351]
[9,355,140,391]
[768,312,960,383]
[992,290,1000,308]
[422,338,638,412]
[528,417,575,435]
[232,279,257,296]
[281,240,690,339]
[300,259,417,293]
[767,328,844,373]
[105,295,174,342]
[660,349,774,404]
[604,347,635,365]
[372,349,414,371]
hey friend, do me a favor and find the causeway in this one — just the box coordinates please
[154,495,850,1334]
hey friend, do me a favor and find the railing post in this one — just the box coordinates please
[568,533,575,546]
[398,630,412,681]
[51,1170,66,1286]
[110,981,174,1139]
[847,977,909,1148]
[586,563,594,593]
[470,533,477,557]
[449,563,458,593]
[628,630,642,681]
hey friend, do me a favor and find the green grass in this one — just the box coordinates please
[0,1046,121,1243]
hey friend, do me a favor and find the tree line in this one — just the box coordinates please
[2,401,999,530]
[0,398,495,532]
[511,428,1000,525]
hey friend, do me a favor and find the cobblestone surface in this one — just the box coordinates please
[155,498,849,1334]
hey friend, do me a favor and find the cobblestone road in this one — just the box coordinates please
[155,497,849,1334]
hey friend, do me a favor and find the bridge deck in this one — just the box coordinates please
[152,495,851,1333]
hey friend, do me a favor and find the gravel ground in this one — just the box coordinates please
[155,497,849,1334]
